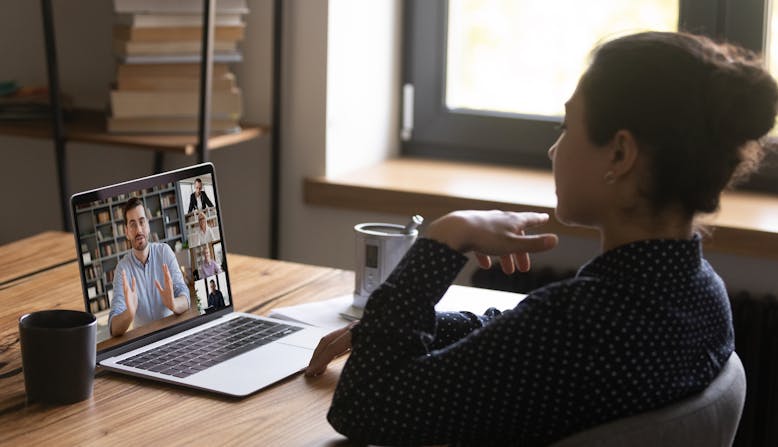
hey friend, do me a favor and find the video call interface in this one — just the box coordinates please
[74,173,231,346]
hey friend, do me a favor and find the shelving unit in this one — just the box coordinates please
[3,0,283,260]
[3,1,283,258]
[75,182,185,315]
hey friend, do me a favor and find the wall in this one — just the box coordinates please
[1,0,272,258]
[4,1,776,297]
[278,0,403,270]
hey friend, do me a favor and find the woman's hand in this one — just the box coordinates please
[425,210,558,274]
[305,322,357,376]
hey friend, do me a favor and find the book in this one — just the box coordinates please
[0,85,51,105]
[113,25,245,42]
[0,85,73,119]
[0,80,17,96]
[117,72,236,91]
[113,39,238,56]
[115,13,244,28]
[117,63,231,78]
[268,285,525,330]
[119,52,242,64]
[110,88,243,118]
[0,103,52,120]
[114,0,249,15]
[107,116,240,134]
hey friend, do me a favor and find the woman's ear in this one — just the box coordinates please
[607,130,640,180]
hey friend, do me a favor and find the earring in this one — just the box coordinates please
[603,171,616,184]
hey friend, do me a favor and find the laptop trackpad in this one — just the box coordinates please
[188,342,311,397]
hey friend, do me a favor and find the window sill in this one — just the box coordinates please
[304,157,778,261]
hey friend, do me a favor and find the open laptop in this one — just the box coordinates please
[71,163,327,396]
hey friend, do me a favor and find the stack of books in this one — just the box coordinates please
[108,0,248,134]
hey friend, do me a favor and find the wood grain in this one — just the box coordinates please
[305,157,778,260]
[0,237,355,446]
[0,231,76,285]
[0,359,349,446]
[0,109,268,155]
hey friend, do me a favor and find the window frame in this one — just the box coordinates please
[402,0,777,193]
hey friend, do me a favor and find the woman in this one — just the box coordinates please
[189,212,218,248]
[306,32,778,446]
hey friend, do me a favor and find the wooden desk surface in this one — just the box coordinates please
[0,234,355,446]
[0,231,76,285]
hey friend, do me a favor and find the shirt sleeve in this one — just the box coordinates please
[430,308,502,349]
[203,192,214,208]
[327,238,585,446]
[188,194,196,213]
[108,259,128,334]
[162,244,190,300]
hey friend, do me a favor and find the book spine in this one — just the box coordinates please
[113,25,245,42]
[110,90,243,118]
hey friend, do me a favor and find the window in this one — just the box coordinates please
[768,0,778,76]
[403,0,777,193]
[446,0,678,118]
[752,0,778,192]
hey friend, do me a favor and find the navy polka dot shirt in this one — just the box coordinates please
[328,236,734,446]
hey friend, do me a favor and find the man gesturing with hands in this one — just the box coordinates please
[109,197,190,337]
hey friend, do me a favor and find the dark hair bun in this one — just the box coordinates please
[581,32,778,216]
[708,56,778,146]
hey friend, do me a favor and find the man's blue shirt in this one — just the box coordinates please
[109,242,189,334]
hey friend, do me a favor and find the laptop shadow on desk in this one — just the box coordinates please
[98,364,314,402]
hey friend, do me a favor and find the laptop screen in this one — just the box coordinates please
[71,163,233,354]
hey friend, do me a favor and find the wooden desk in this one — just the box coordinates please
[0,231,76,285]
[0,233,354,446]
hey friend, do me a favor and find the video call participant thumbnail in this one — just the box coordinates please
[188,178,214,213]
[189,211,219,248]
[207,279,226,309]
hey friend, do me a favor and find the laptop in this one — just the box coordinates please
[71,163,328,396]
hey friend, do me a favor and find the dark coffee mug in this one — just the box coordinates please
[19,310,97,404]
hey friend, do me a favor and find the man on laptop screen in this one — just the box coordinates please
[109,197,190,336]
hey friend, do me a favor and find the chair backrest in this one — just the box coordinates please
[550,351,746,447]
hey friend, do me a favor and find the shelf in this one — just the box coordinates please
[0,109,269,154]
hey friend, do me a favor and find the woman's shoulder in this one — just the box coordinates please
[518,275,606,313]
[522,276,628,316]
[526,275,599,298]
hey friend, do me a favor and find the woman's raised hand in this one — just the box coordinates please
[424,210,559,274]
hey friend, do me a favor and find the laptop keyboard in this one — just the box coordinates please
[117,316,303,379]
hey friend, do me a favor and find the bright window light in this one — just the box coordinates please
[446,0,679,118]
[766,0,778,134]
[768,0,778,75]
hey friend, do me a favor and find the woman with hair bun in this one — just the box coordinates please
[306,32,778,446]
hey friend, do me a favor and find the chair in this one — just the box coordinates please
[550,352,746,447]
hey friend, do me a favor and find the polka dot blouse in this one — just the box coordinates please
[327,236,734,446]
